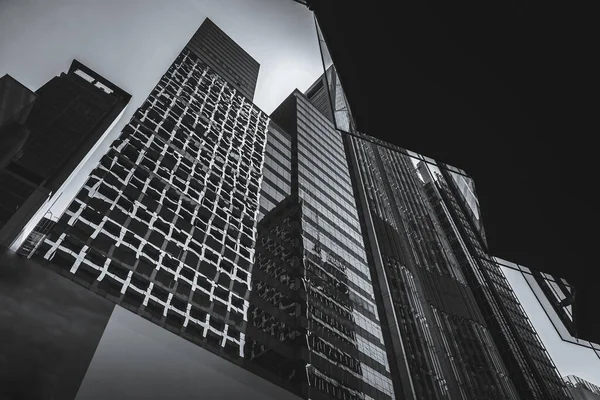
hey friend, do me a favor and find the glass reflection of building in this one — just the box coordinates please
[496,258,600,356]
[417,163,572,399]
[307,9,574,399]
[245,90,396,399]
[347,137,522,399]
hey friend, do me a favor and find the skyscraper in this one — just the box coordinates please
[32,21,268,364]
[0,74,38,241]
[423,164,571,399]
[185,18,260,101]
[7,17,298,400]
[304,12,573,398]
[9,12,576,400]
[346,136,520,399]
[0,61,131,249]
[245,89,397,400]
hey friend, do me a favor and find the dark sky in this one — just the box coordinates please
[311,0,598,340]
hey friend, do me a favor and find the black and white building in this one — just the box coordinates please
[4,12,580,400]
[32,20,269,362]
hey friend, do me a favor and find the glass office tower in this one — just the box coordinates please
[185,18,259,100]
[245,90,396,400]
[419,162,571,399]
[32,19,269,363]
[348,136,519,400]
[17,11,575,400]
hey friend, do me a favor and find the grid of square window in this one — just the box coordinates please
[35,48,268,359]
[294,94,395,399]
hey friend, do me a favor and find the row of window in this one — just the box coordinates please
[38,49,269,359]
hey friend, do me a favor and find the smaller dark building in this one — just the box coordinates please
[0,61,131,249]
[0,75,37,169]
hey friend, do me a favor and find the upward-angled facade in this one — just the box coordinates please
[6,10,579,400]
[31,20,268,363]
[348,137,520,399]
[185,18,260,101]
[305,12,573,398]
[244,90,397,400]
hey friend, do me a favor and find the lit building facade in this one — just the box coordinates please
[32,19,269,363]
[11,11,578,400]
[346,134,521,399]
[245,90,396,400]
[0,62,130,249]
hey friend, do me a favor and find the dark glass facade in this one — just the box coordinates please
[247,91,396,400]
[0,62,130,249]
[257,122,292,221]
[349,136,519,400]
[420,162,571,399]
[14,61,131,192]
[304,64,356,135]
[307,10,573,398]
[10,11,578,400]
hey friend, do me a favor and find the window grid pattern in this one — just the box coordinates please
[258,124,292,221]
[295,94,395,399]
[432,166,572,399]
[352,136,522,400]
[35,48,268,360]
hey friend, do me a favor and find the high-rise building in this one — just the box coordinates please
[304,65,356,134]
[0,61,131,249]
[345,136,520,399]
[305,13,573,399]
[397,159,571,399]
[15,18,303,400]
[0,74,38,238]
[32,24,268,365]
[0,75,38,170]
